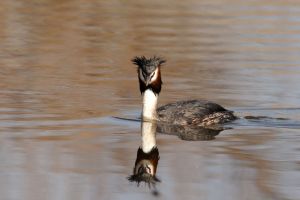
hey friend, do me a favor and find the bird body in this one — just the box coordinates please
[132,56,236,126]
[157,99,236,126]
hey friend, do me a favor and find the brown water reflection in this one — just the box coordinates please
[1,0,300,200]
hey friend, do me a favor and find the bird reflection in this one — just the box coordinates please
[128,120,226,188]
[128,121,160,187]
[157,123,224,141]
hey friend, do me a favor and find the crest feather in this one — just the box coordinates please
[132,56,166,67]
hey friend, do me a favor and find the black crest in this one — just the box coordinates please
[132,56,166,70]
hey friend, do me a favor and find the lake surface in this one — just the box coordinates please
[1,0,300,200]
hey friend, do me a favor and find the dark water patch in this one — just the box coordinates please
[230,118,300,130]
[244,115,289,120]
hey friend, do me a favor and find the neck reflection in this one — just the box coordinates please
[128,121,160,187]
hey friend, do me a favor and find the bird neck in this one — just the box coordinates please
[142,89,158,121]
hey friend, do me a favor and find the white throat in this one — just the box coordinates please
[142,89,158,121]
[141,122,157,153]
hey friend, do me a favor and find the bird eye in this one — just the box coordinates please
[150,72,155,80]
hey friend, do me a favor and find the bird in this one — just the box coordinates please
[132,56,237,127]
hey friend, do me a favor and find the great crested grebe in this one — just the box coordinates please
[132,56,236,126]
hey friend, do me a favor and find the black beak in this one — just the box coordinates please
[145,76,151,86]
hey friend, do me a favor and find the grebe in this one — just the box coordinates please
[132,56,236,126]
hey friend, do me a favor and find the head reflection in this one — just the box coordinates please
[128,121,160,187]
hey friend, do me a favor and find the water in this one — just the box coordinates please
[0,0,300,199]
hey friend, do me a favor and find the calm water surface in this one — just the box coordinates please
[0,0,300,200]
